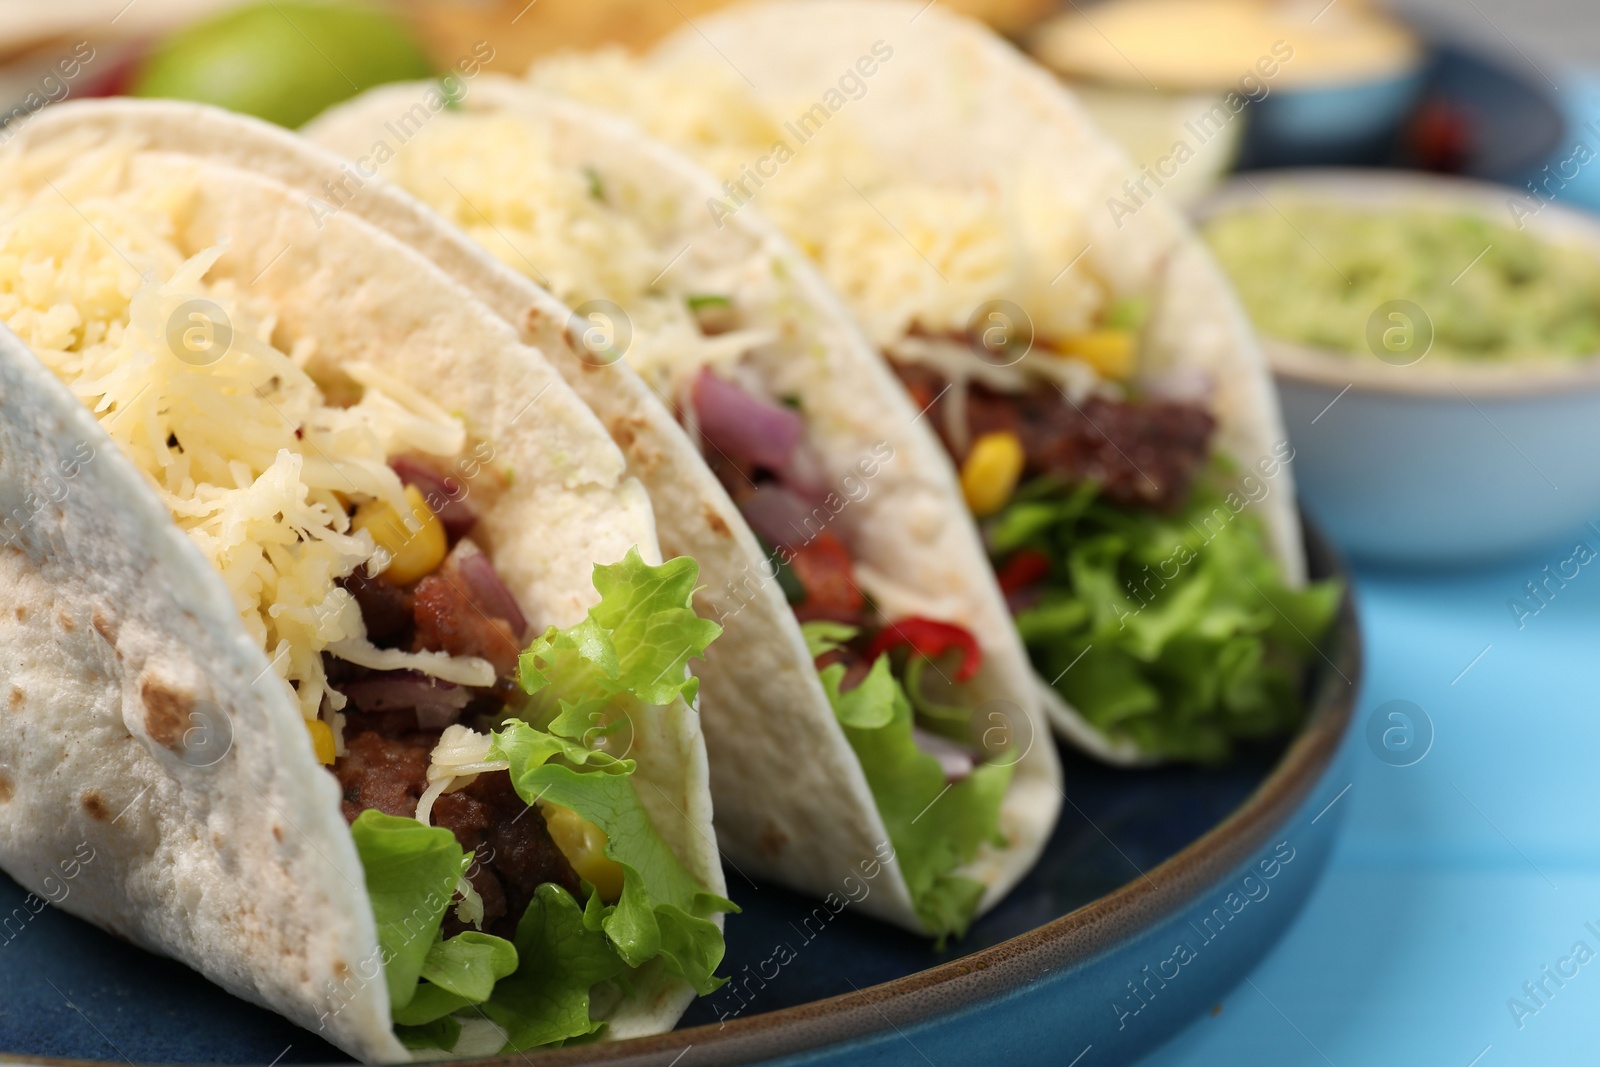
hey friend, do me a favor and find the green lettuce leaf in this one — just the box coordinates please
[801,620,859,658]
[819,652,900,730]
[992,472,1341,762]
[492,722,734,995]
[393,932,519,1026]
[483,883,629,1049]
[349,810,470,1011]
[518,547,720,715]
[804,623,1014,941]
[395,1016,461,1052]
[350,811,519,1031]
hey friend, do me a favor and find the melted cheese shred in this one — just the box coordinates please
[529,50,1111,352]
[379,109,777,402]
[0,133,488,730]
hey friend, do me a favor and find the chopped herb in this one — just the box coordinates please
[1104,296,1149,332]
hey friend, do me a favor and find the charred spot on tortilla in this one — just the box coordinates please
[57,609,73,633]
[139,675,196,754]
[12,606,24,622]
[758,823,790,859]
[521,303,553,335]
[8,687,21,709]
[91,610,117,645]
[610,417,638,450]
[704,503,732,538]
[82,791,110,821]
[272,824,283,843]
[609,415,662,470]
[0,772,14,802]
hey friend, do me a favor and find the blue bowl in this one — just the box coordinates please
[1243,68,1427,168]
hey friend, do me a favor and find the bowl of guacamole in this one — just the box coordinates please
[1194,170,1600,565]
[1203,188,1600,365]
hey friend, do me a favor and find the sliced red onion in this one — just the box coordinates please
[392,456,477,540]
[691,367,804,472]
[454,544,530,640]
[913,726,977,784]
[341,672,471,714]
[738,484,816,550]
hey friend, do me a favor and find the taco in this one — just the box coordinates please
[0,100,731,1061]
[520,0,1343,764]
[296,79,1063,939]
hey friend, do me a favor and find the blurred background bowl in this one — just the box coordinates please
[1241,63,1425,166]
[1195,169,1600,566]
[1029,0,1428,207]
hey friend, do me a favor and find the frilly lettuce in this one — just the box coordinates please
[991,474,1341,762]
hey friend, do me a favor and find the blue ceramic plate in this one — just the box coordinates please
[0,526,1359,1067]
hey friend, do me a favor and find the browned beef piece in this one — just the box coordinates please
[335,730,431,822]
[411,573,520,677]
[432,772,582,940]
[895,363,1215,512]
[334,724,581,942]
[334,535,583,941]
[339,571,414,649]
[430,787,507,935]
[451,771,583,940]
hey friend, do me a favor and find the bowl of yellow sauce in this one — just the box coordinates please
[1030,0,1426,182]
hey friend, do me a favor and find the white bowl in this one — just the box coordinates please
[1195,170,1600,566]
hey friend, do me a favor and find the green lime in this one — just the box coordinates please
[130,0,434,128]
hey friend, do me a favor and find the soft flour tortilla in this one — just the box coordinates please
[630,0,1309,765]
[0,101,723,1060]
[296,85,1062,930]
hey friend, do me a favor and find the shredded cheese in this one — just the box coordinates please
[529,50,1113,359]
[418,725,512,930]
[415,725,510,826]
[379,109,779,405]
[0,132,486,732]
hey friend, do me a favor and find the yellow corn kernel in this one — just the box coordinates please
[961,431,1026,518]
[352,484,446,585]
[1058,330,1135,380]
[541,804,626,902]
[306,719,336,765]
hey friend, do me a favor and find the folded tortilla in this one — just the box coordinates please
[293,83,1062,937]
[521,0,1340,766]
[0,100,728,1061]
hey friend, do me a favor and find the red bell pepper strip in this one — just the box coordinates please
[788,531,865,616]
[995,549,1051,594]
[866,617,983,683]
